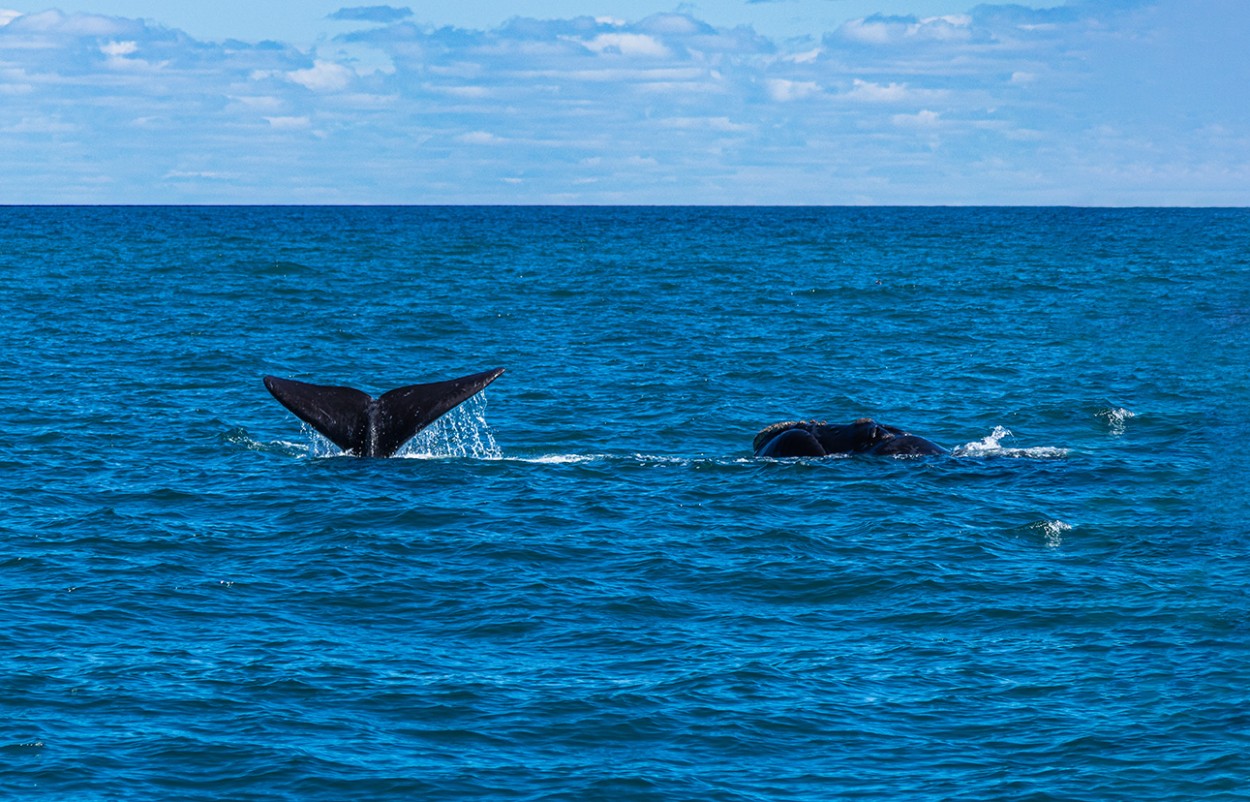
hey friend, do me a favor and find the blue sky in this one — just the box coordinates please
[1,0,1246,204]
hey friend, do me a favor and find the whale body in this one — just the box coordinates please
[754,417,946,458]
[263,368,504,457]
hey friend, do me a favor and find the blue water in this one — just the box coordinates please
[2,206,1248,800]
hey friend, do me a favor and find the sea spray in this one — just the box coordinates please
[401,392,501,459]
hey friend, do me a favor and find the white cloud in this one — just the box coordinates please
[662,116,752,133]
[163,170,240,180]
[786,48,821,64]
[3,115,78,133]
[458,130,505,144]
[230,95,285,112]
[838,14,973,46]
[99,39,160,70]
[0,65,32,93]
[8,9,130,37]
[430,84,493,98]
[581,33,670,58]
[265,115,311,129]
[287,60,354,91]
[637,13,705,36]
[892,109,941,127]
[0,2,1246,204]
[100,40,138,57]
[844,79,923,103]
[766,79,821,102]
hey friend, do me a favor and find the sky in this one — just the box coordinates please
[1,0,1247,204]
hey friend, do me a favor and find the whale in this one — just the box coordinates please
[754,417,946,458]
[263,368,504,457]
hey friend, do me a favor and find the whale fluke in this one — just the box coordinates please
[263,368,504,457]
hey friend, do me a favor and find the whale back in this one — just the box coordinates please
[754,417,947,457]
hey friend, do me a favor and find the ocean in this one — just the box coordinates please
[2,206,1247,800]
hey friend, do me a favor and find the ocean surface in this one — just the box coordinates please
[2,206,1248,800]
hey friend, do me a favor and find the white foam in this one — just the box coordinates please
[497,453,691,466]
[952,426,1068,459]
[224,425,310,457]
[1097,406,1134,436]
[504,453,599,465]
[1031,519,1072,548]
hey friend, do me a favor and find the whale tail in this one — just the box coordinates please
[263,368,504,457]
